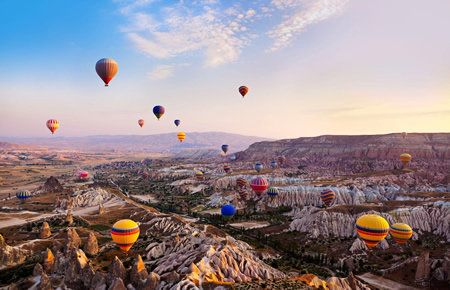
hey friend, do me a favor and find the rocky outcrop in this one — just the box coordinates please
[130,255,148,285]
[99,203,105,215]
[42,176,63,193]
[0,234,30,270]
[108,278,126,290]
[107,256,126,285]
[66,211,73,225]
[415,250,431,286]
[83,232,98,256]
[40,222,51,239]
[65,228,81,251]
[327,272,370,290]
[72,188,114,207]
[33,263,43,276]
[43,248,54,273]
[37,272,52,290]
[142,272,160,290]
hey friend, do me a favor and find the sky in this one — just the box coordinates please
[0,0,449,139]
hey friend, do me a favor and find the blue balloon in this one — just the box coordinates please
[270,161,277,168]
[255,163,263,173]
[221,205,235,216]
[221,144,229,154]
[174,119,181,127]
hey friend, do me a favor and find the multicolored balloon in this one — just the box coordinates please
[95,58,118,87]
[254,163,263,173]
[238,188,248,199]
[111,219,140,252]
[236,177,247,188]
[278,156,286,165]
[195,171,203,181]
[221,144,229,154]
[138,119,145,128]
[230,154,236,161]
[174,119,181,127]
[250,177,268,196]
[16,190,31,200]
[177,132,186,142]
[270,161,277,168]
[400,153,412,165]
[239,86,248,97]
[77,170,88,179]
[356,214,389,249]
[221,205,236,220]
[390,223,413,245]
[223,165,231,174]
[267,187,279,199]
[153,106,165,120]
[46,119,59,134]
[320,189,335,207]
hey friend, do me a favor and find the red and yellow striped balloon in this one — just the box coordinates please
[96,58,118,86]
[400,153,412,165]
[177,132,186,142]
[46,119,59,134]
[111,219,139,252]
[390,223,413,245]
[356,214,389,249]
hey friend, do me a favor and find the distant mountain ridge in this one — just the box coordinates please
[1,132,272,154]
[235,133,450,161]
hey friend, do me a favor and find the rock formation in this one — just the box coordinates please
[66,210,73,225]
[37,272,52,290]
[98,203,105,215]
[65,228,81,251]
[33,263,43,276]
[39,222,51,239]
[108,278,126,290]
[66,195,73,210]
[415,250,430,286]
[0,234,29,270]
[43,248,54,273]
[42,176,63,193]
[130,255,148,285]
[107,256,126,285]
[83,232,98,256]
[142,272,160,290]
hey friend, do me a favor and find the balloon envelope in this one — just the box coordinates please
[400,153,412,165]
[195,171,203,181]
[270,161,277,168]
[95,58,118,86]
[390,223,413,245]
[254,163,263,173]
[267,187,279,198]
[236,177,247,188]
[153,106,165,120]
[250,177,268,195]
[177,132,186,142]
[320,189,335,207]
[77,170,88,179]
[221,205,236,216]
[238,188,248,199]
[356,214,389,249]
[111,219,140,252]
[46,119,59,134]
[174,119,181,127]
[230,154,236,161]
[221,144,229,154]
[223,165,231,173]
[239,86,248,97]
[16,190,31,200]
[138,119,144,127]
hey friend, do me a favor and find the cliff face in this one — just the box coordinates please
[236,133,450,161]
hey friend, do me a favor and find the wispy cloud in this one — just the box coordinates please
[268,0,350,51]
[148,63,191,80]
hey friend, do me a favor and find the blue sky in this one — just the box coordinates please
[1,0,449,139]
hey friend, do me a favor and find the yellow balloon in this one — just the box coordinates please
[177,132,186,142]
[356,214,389,249]
[111,219,139,252]
[400,153,412,165]
[390,223,413,245]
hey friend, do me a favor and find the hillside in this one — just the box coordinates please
[235,133,450,161]
[1,132,271,154]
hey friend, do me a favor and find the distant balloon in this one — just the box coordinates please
[390,223,413,245]
[267,187,279,199]
[46,119,59,134]
[221,205,236,220]
[278,156,286,165]
[174,119,181,127]
[95,58,118,86]
[221,144,229,154]
[254,163,263,173]
[236,177,247,188]
[400,153,412,165]
[153,106,165,120]
[223,165,231,174]
[141,172,149,179]
[177,132,186,142]
[111,219,140,252]
[238,188,248,199]
[320,189,336,207]
[229,154,236,161]
[356,214,389,249]
[270,161,277,168]
[239,86,248,97]
[401,132,407,139]
[250,177,268,196]
[138,119,145,128]
[195,171,203,181]
[16,190,31,200]
[77,170,88,179]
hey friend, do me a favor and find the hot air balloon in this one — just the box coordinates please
[400,153,412,166]
[238,188,248,199]
[278,156,286,166]
[236,177,247,188]
[390,223,413,245]
[16,190,31,200]
[196,171,204,181]
[174,119,181,127]
[153,106,165,120]
[221,205,235,220]
[230,154,236,161]
[239,86,248,97]
[267,187,279,199]
[138,119,145,128]
[141,172,149,179]
[223,165,231,174]
[95,58,118,86]
[320,189,336,207]
[254,163,263,173]
[111,219,140,252]
[46,119,59,134]
[250,177,268,196]
[270,161,277,168]
[177,132,186,142]
[401,132,407,139]
[221,144,229,154]
[356,214,389,249]
[77,170,88,180]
